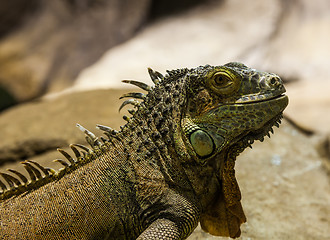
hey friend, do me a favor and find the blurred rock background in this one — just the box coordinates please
[0,0,329,239]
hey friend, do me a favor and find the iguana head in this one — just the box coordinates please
[181,62,288,162]
[121,62,288,238]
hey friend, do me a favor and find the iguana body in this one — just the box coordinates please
[0,63,288,239]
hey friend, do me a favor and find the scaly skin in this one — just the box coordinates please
[0,62,288,239]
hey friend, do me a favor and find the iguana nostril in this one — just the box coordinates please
[269,76,281,87]
[270,77,276,85]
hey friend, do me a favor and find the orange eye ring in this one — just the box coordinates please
[207,70,240,95]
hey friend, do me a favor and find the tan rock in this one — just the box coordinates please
[285,81,330,133]
[0,0,151,102]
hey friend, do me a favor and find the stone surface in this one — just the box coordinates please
[0,0,151,103]
[245,0,330,82]
[0,0,39,37]
[285,80,330,134]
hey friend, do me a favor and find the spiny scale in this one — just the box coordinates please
[7,169,28,184]
[119,92,146,100]
[148,67,164,84]
[54,159,70,167]
[76,124,102,147]
[57,148,76,165]
[122,80,151,91]
[119,99,141,112]
[123,115,130,122]
[0,173,20,187]
[27,160,50,176]
[120,68,165,116]
[70,144,82,158]
[22,161,42,180]
[72,143,92,153]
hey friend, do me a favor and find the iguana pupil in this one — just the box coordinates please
[214,73,230,87]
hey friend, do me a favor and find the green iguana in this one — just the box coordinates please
[0,62,288,239]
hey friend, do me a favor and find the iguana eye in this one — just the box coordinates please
[213,72,232,88]
[207,70,240,95]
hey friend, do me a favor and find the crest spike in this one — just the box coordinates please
[2,173,21,186]
[155,71,164,80]
[0,178,7,192]
[57,148,75,165]
[72,143,91,153]
[119,99,140,112]
[70,144,81,159]
[53,159,70,167]
[123,115,130,122]
[22,162,37,181]
[0,173,17,188]
[76,123,102,147]
[44,167,57,175]
[148,68,160,84]
[96,124,120,141]
[77,123,96,139]
[7,169,28,184]
[22,162,42,179]
[119,92,146,100]
[27,160,51,176]
[96,124,118,134]
[122,80,151,91]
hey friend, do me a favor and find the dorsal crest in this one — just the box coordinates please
[0,124,119,200]
[0,67,168,201]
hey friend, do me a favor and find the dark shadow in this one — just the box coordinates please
[149,0,214,20]
[0,85,17,112]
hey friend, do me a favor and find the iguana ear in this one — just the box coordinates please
[200,190,246,238]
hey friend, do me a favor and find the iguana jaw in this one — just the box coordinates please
[201,103,286,239]
[231,111,285,152]
[222,93,288,153]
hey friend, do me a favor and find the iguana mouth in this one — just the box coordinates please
[234,92,286,104]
